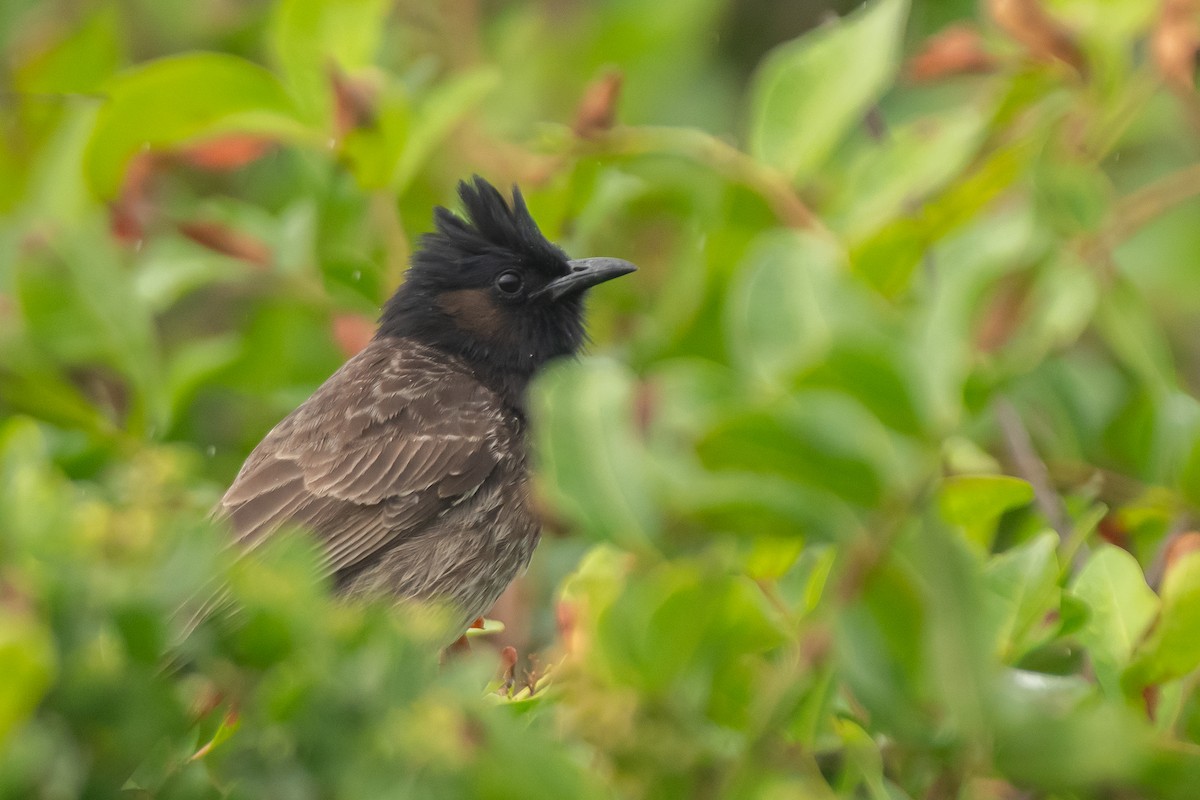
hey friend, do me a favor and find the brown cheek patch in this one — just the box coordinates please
[438,289,511,343]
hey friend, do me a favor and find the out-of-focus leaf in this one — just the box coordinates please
[984,532,1060,659]
[804,339,927,436]
[85,53,311,198]
[836,557,930,742]
[992,669,1152,790]
[677,470,859,544]
[1094,277,1177,395]
[914,519,996,743]
[990,255,1099,376]
[851,142,1028,297]
[391,69,500,193]
[939,475,1034,549]
[1033,159,1112,234]
[164,337,242,429]
[697,392,906,508]
[1070,545,1158,697]
[1125,550,1200,692]
[724,230,843,386]
[597,565,785,694]
[13,7,123,94]
[829,106,990,241]
[269,0,390,124]
[748,0,910,183]
[0,613,57,747]
[341,87,410,189]
[532,358,659,551]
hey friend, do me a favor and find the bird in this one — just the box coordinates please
[215,176,635,636]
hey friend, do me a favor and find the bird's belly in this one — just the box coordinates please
[335,479,540,630]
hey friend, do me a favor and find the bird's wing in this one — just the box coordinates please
[217,339,510,575]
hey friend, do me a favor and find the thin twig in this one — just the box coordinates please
[1093,162,1200,253]
[994,399,1072,547]
[579,125,831,235]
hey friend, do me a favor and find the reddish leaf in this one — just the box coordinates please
[572,70,623,139]
[331,65,378,139]
[331,314,376,358]
[109,152,158,244]
[555,600,579,655]
[1097,514,1133,551]
[987,0,1086,73]
[1143,684,1160,722]
[974,272,1033,353]
[1164,531,1200,571]
[182,135,275,171]
[1153,0,1200,92]
[906,24,998,82]
[178,220,272,268]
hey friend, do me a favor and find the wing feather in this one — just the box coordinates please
[217,339,512,578]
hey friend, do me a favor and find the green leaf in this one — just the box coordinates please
[850,142,1029,297]
[269,0,391,124]
[828,106,989,241]
[0,613,57,747]
[1125,551,1200,692]
[391,69,500,193]
[938,475,1035,549]
[697,392,905,508]
[1093,277,1178,396]
[836,557,931,741]
[748,0,910,183]
[984,532,1060,659]
[724,230,844,386]
[1070,545,1158,697]
[14,7,123,95]
[85,53,310,198]
[532,358,659,551]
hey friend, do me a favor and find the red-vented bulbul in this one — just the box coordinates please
[217,177,635,634]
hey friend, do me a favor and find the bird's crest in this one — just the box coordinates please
[418,176,569,275]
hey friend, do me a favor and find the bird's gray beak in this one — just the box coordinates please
[536,257,637,302]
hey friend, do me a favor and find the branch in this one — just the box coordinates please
[1094,162,1200,253]
[579,126,831,235]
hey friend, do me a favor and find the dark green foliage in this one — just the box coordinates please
[4,0,1200,796]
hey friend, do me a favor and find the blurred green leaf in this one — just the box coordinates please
[724,230,843,386]
[13,8,123,95]
[533,358,660,550]
[697,391,907,508]
[984,532,1060,659]
[0,613,56,748]
[938,475,1034,549]
[269,0,390,124]
[1125,551,1200,692]
[391,69,500,193]
[851,142,1028,296]
[836,556,930,741]
[1070,545,1158,697]
[749,0,910,183]
[85,53,311,198]
[829,106,989,241]
[1094,277,1178,395]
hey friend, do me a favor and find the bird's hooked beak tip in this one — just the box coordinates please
[536,257,637,302]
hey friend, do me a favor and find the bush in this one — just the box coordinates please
[4,0,1200,796]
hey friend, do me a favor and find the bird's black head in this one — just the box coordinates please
[377,177,635,395]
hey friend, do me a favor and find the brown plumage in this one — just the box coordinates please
[217,177,634,634]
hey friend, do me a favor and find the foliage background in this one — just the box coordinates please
[4,0,1200,796]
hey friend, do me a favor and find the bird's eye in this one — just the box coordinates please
[495,270,524,296]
